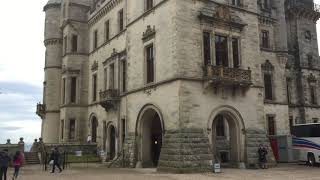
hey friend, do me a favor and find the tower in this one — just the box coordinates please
[285,0,320,123]
[42,0,63,143]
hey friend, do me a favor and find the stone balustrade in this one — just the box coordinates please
[206,65,252,87]
[99,89,120,111]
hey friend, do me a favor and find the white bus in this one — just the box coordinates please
[291,123,320,166]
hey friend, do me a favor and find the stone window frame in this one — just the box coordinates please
[93,29,98,50]
[60,119,65,141]
[71,34,78,53]
[260,30,270,49]
[286,77,292,104]
[143,38,156,85]
[63,35,68,55]
[210,29,242,68]
[266,114,276,136]
[62,77,66,105]
[108,63,116,90]
[261,60,276,102]
[68,118,77,141]
[105,19,110,42]
[103,67,108,91]
[118,8,124,32]
[92,73,98,102]
[120,57,127,93]
[308,77,318,105]
[70,76,78,104]
[62,70,81,105]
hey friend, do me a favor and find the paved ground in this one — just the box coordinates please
[7,163,320,180]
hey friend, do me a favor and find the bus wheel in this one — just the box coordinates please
[307,154,315,167]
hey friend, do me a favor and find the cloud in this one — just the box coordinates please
[0,126,23,131]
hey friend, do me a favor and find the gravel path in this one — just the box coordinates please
[8,163,320,180]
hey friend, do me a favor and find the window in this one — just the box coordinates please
[119,9,124,32]
[92,74,97,101]
[61,120,64,140]
[69,119,76,140]
[104,68,108,90]
[216,115,225,137]
[232,0,241,6]
[62,78,66,104]
[93,30,98,49]
[263,0,269,9]
[203,32,211,66]
[146,44,155,84]
[310,85,317,105]
[286,78,291,104]
[71,35,78,52]
[121,60,127,92]
[103,121,107,151]
[215,35,228,67]
[109,64,115,89]
[105,20,110,41]
[232,38,240,68]
[122,118,126,144]
[146,0,153,11]
[307,55,313,67]
[70,77,77,103]
[64,36,67,54]
[264,74,273,100]
[267,116,276,135]
[261,30,269,48]
[313,118,319,123]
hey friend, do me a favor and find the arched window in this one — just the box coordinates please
[261,60,275,101]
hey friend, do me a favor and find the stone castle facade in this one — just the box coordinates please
[37,0,320,172]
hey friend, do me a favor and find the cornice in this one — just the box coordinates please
[43,3,61,12]
[88,0,123,27]
[44,38,62,46]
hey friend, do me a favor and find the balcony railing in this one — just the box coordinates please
[206,65,252,87]
[99,89,120,111]
[286,0,320,13]
[36,103,46,119]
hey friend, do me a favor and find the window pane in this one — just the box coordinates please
[62,78,66,104]
[93,74,97,101]
[268,116,276,135]
[264,74,273,100]
[109,64,115,89]
[119,9,124,31]
[71,35,77,52]
[232,38,239,68]
[70,77,77,103]
[203,32,211,66]
[122,61,127,92]
[105,21,110,41]
[215,35,228,67]
[146,45,154,83]
[69,119,76,140]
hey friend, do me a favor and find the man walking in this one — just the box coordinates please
[49,148,62,173]
[0,149,11,180]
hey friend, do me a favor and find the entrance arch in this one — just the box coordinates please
[136,104,164,168]
[208,106,246,166]
[106,124,116,160]
[91,116,98,143]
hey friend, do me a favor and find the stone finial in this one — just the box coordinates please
[142,25,156,42]
[18,138,24,145]
[6,139,11,145]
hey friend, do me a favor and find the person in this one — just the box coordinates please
[87,134,92,144]
[38,138,46,165]
[12,151,23,180]
[0,149,11,180]
[30,139,39,152]
[49,148,62,173]
[258,144,268,169]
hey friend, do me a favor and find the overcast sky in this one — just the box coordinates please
[1,1,320,144]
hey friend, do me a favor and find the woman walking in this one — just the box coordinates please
[12,151,23,180]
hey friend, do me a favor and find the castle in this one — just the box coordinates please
[37,0,320,172]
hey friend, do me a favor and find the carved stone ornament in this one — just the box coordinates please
[62,66,81,75]
[199,6,246,31]
[142,25,156,42]
[91,61,99,72]
[44,38,62,46]
[305,30,312,40]
[308,73,317,83]
[261,60,274,72]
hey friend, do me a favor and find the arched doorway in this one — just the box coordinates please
[136,105,164,168]
[107,124,116,160]
[208,106,245,167]
[91,117,98,143]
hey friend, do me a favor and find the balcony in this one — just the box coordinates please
[36,103,46,119]
[286,0,320,21]
[99,89,120,111]
[206,66,252,87]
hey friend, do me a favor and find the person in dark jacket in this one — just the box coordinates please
[258,144,268,169]
[0,149,11,180]
[49,148,62,173]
